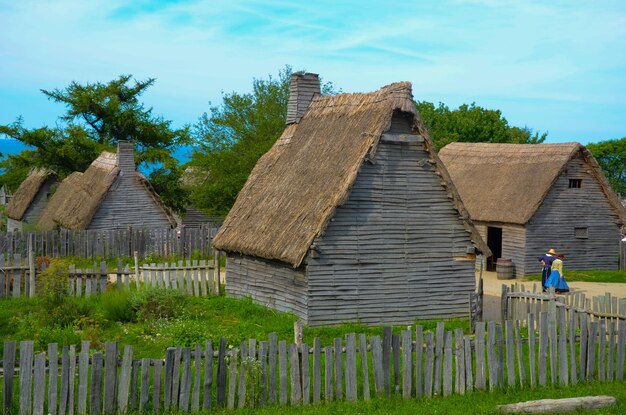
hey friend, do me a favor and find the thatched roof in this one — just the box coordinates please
[38,151,177,230]
[438,142,626,226]
[38,152,119,230]
[213,82,489,267]
[37,172,83,230]
[5,168,55,220]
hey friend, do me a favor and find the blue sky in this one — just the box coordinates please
[1,0,625,147]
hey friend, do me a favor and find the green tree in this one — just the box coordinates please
[188,66,335,217]
[587,137,626,197]
[0,75,189,211]
[416,101,547,149]
[0,147,36,191]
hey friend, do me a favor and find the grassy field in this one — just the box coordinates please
[0,287,469,357]
[115,381,626,414]
[4,267,626,414]
[526,269,626,283]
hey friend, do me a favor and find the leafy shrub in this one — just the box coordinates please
[129,288,185,321]
[167,318,206,346]
[35,325,81,350]
[42,297,84,328]
[100,291,135,323]
[36,258,72,306]
[34,256,52,271]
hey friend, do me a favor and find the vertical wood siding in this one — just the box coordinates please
[501,225,526,277]
[22,178,56,225]
[182,207,220,229]
[225,254,308,320]
[525,154,621,272]
[477,222,526,277]
[7,218,23,233]
[306,137,476,326]
[88,174,173,230]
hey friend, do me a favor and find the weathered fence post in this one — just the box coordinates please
[501,284,508,323]
[3,341,17,415]
[28,234,35,297]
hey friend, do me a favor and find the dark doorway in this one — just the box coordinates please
[487,226,502,271]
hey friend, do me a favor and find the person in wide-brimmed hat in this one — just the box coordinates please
[538,248,557,291]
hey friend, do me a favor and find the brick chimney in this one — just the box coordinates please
[286,72,320,125]
[117,141,136,173]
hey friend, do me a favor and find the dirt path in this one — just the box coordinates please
[478,270,626,321]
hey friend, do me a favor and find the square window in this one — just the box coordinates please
[574,227,588,238]
[569,179,582,188]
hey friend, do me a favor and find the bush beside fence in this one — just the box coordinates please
[1,255,222,300]
[2,309,626,414]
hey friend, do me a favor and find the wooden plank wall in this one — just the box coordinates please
[2,314,625,414]
[225,254,308,321]
[87,174,172,230]
[501,225,527,277]
[0,225,219,259]
[474,223,526,278]
[525,154,622,273]
[306,136,476,326]
[22,178,57,226]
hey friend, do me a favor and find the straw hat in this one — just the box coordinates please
[547,248,557,255]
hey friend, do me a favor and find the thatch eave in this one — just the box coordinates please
[5,168,56,221]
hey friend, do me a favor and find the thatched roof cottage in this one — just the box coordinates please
[38,141,177,230]
[5,168,57,232]
[439,142,626,277]
[180,167,221,229]
[213,73,489,326]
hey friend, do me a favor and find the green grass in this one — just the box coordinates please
[526,269,626,284]
[0,289,469,357]
[121,381,626,414]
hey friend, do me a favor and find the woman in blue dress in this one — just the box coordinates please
[545,254,569,293]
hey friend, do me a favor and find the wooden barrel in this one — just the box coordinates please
[496,258,514,280]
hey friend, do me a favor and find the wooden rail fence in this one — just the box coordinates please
[1,256,221,299]
[0,224,219,259]
[2,312,626,414]
[502,283,626,327]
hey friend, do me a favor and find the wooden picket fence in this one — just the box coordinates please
[0,224,219,259]
[502,282,626,325]
[2,311,626,414]
[1,256,222,299]
[135,260,221,297]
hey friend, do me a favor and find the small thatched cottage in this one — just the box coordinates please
[213,73,489,326]
[439,142,626,277]
[38,141,177,230]
[5,168,57,232]
[180,167,221,229]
